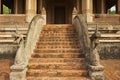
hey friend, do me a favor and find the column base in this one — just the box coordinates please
[89,71,105,80]
[26,14,36,22]
[88,65,105,80]
[86,13,93,23]
[10,65,27,80]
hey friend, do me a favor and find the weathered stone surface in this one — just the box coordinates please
[29,58,85,63]
[73,15,105,80]
[28,62,87,70]
[101,59,120,80]
[26,24,89,80]
[89,71,105,80]
[0,44,17,59]
[26,77,90,80]
[10,15,45,80]
[0,59,14,80]
[98,43,120,59]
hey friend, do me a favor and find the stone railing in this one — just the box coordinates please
[10,15,45,80]
[73,14,105,80]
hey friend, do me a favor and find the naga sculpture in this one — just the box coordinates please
[89,25,101,66]
[88,25,105,80]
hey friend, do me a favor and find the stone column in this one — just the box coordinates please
[37,0,42,14]
[0,0,2,14]
[82,0,93,22]
[76,0,80,13]
[40,0,43,14]
[26,0,37,22]
[14,0,18,14]
[118,0,120,14]
[101,0,105,14]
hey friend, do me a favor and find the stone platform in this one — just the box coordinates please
[101,59,120,80]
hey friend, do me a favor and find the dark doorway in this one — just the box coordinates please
[54,6,66,24]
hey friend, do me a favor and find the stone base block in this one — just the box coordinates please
[10,68,27,80]
[89,71,105,80]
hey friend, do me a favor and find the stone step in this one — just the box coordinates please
[39,41,79,44]
[0,22,29,27]
[0,27,28,31]
[40,34,78,38]
[43,25,73,29]
[39,37,78,39]
[37,41,80,44]
[26,24,88,79]
[40,33,77,35]
[39,39,79,42]
[41,30,76,33]
[43,27,73,29]
[37,41,80,47]
[39,37,78,40]
[41,32,77,35]
[43,24,72,26]
[36,42,80,45]
[31,53,84,58]
[34,49,82,53]
[38,40,79,42]
[26,77,90,80]
[29,58,85,63]
[0,31,27,35]
[28,62,87,70]
[35,45,81,49]
[27,69,88,77]
[42,26,74,28]
[42,28,75,30]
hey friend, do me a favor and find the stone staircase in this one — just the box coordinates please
[26,24,89,80]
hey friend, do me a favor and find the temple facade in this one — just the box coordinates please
[0,0,120,23]
[0,0,120,80]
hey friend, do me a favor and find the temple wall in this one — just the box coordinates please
[0,15,26,22]
[0,44,17,59]
[98,43,120,59]
[0,22,29,59]
[93,14,120,23]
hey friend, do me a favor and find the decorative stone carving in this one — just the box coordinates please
[12,27,25,45]
[10,26,27,80]
[88,25,105,80]
[89,25,101,66]
[10,15,45,80]
[73,15,105,80]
